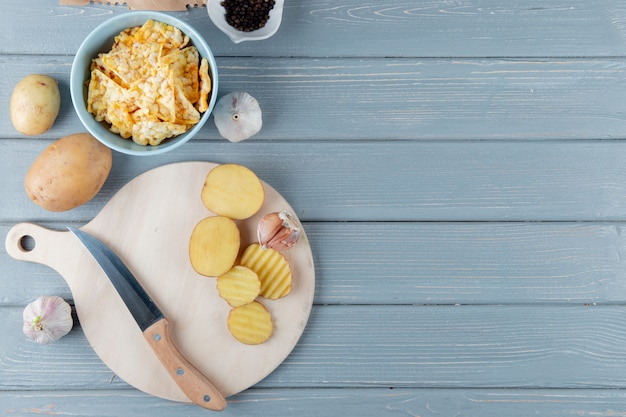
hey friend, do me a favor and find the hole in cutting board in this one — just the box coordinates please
[19,235,35,252]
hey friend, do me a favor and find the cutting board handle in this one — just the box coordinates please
[5,222,73,268]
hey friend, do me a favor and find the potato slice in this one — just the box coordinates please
[227,301,273,345]
[217,265,261,307]
[189,216,240,277]
[240,243,292,300]
[201,164,264,220]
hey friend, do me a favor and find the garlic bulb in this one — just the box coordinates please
[23,295,73,344]
[257,211,301,251]
[213,91,262,142]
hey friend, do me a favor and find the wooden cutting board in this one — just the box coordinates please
[5,161,315,403]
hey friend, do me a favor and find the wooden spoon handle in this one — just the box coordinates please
[144,318,227,411]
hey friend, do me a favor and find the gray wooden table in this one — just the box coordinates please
[3,1,626,415]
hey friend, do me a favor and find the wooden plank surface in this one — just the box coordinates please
[2,0,626,57]
[4,0,626,415]
[5,141,626,222]
[4,305,626,390]
[5,388,626,416]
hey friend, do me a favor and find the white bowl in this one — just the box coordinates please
[207,0,284,44]
[70,11,219,156]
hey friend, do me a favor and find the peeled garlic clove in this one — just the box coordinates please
[258,211,301,251]
[213,91,262,142]
[23,295,73,344]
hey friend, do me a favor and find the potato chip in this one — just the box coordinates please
[132,121,189,146]
[133,19,189,54]
[87,68,135,123]
[172,72,201,125]
[227,301,274,345]
[111,26,141,51]
[107,102,134,139]
[86,19,212,146]
[162,46,200,104]
[197,58,211,113]
[101,41,162,88]
[135,65,177,123]
[91,56,126,87]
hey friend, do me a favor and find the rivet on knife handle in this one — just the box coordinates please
[144,318,227,411]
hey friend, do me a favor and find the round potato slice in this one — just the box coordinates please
[217,265,261,307]
[201,164,264,220]
[189,216,240,277]
[227,301,273,345]
[240,243,292,300]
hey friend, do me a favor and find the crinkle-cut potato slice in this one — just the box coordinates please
[197,58,211,113]
[227,301,274,345]
[189,216,241,278]
[240,243,292,300]
[217,265,261,307]
[201,164,265,220]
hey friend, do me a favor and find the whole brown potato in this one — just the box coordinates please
[10,74,61,135]
[25,133,112,212]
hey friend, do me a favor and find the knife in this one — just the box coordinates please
[68,227,227,411]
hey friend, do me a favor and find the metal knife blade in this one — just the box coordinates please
[69,227,163,331]
[68,227,227,411]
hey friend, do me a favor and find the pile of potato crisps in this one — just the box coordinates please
[87,19,211,146]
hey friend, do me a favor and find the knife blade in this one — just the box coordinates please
[68,227,227,411]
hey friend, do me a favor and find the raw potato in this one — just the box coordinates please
[217,265,261,307]
[201,164,264,220]
[189,216,241,277]
[227,301,274,345]
[240,243,292,300]
[24,133,112,212]
[10,74,61,135]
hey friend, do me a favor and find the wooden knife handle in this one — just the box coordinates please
[144,318,227,411]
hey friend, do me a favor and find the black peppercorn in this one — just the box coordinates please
[222,0,276,32]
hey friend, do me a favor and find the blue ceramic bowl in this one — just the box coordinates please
[70,11,218,156]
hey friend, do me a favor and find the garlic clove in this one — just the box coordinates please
[257,211,301,251]
[23,295,73,344]
[213,91,262,142]
[257,212,284,244]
